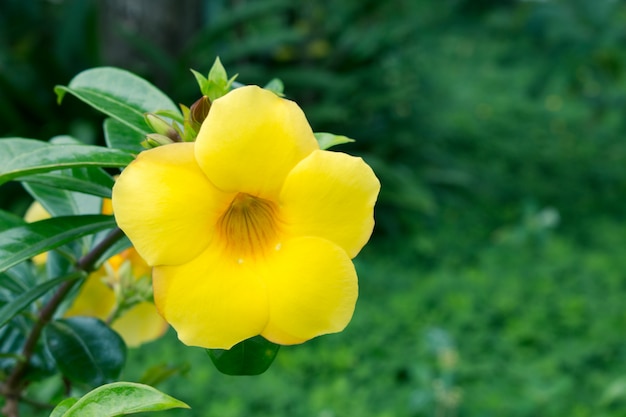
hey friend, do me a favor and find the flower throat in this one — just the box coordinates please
[217,193,280,260]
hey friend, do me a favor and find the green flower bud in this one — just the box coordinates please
[141,133,175,149]
[144,113,182,142]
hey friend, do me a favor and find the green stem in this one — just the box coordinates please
[1,227,125,417]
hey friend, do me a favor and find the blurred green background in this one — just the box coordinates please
[2,0,626,415]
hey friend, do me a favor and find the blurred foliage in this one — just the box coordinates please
[0,0,99,139]
[110,216,626,417]
[2,0,626,415]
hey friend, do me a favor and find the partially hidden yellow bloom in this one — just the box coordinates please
[24,202,51,265]
[112,85,380,349]
[64,247,168,347]
[25,200,168,347]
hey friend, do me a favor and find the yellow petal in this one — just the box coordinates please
[261,236,358,344]
[111,302,168,347]
[153,243,269,349]
[101,198,113,215]
[24,201,50,223]
[279,150,380,258]
[112,143,234,266]
[64,270,115,320]
[24,201,51,265]
[195,85,318,199]
[107,248,151,282]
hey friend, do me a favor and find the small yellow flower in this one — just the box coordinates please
[64,247,168,347]
[112,85,380,349]
[25,200,168,347]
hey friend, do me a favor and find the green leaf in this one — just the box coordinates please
[55,67,180,135]
[49,398,77,417]
[24,182,102,218]
[0,214,117,273]
[0,209,25,230]
[190,68,209,95]
[23,182,103,263]
[0,262,36,294]
[314,132,355,150]
[264,78,285,96]
[154,109,185,124]
[44,317,126,386]
[208,57,228,86]
[0,274,80,328]
[0,271,28,294]
[57,382,189,416]
[21,168,115,199]
[195,57,238,101]
[0,138,133,186]
[0,314,56,382]
[45,249,76,286]
[103,118,146,153]
[207,336,280,375]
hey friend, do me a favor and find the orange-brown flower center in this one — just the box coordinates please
[217,193,280,261]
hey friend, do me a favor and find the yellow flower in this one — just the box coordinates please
[112,85,380,349]
[64,247,168,347]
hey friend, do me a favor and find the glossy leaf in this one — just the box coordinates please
[55,67,180,135]
[0,209,24,230]
[154,109,184,124]
[0,322,27,375]
[55,382,189,416]
[33,136,118,195]
[207,336,280,375]
[103,118,146,154]
[24,182,102,218]
[0,314,55,382]
[49,398,77,417]
[0,138,133,186]
[45,249,76,286]
[314,132,355,150]
[0,274,79,328]
[0,214,117,273]
[44,317,126,386]
[0,262,37,294]
[22,167,115,199]
[0,271,28,294]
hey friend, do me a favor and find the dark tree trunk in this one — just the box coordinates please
[98,0,203,88]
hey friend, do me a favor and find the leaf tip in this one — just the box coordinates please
[54,86,67,105]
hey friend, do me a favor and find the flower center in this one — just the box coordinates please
[217,193,280,260]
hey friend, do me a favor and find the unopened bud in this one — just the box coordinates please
[144,113,181,142]
[189,95,211,132]
[141,133,175,149]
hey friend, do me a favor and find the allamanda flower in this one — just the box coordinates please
[112,85,380,349]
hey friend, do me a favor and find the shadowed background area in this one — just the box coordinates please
[2,0,626,415]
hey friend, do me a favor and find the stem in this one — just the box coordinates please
[1,227,125,417]
[77,227,126,271]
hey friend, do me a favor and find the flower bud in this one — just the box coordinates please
[144,113,181,142]
[141,133,175,149]
[189,95,211,132]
